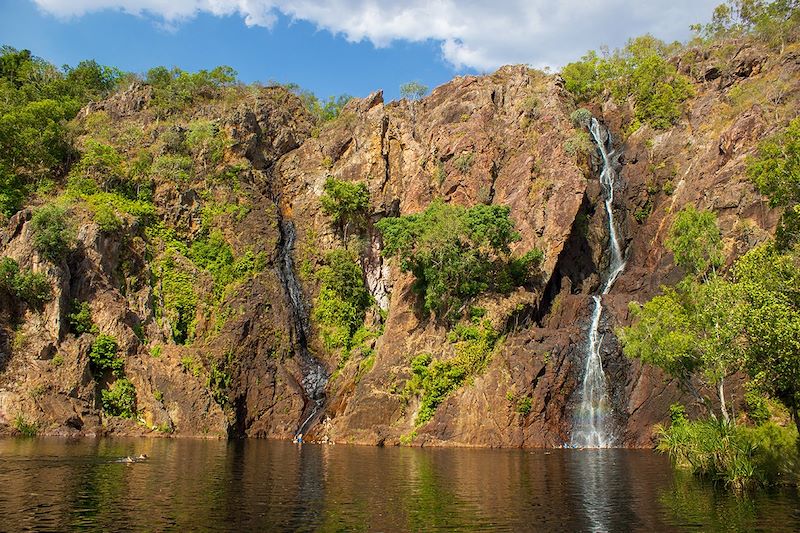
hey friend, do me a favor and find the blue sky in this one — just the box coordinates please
[0,0,718,101]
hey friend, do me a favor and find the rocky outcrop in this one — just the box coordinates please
[0,42,796,446]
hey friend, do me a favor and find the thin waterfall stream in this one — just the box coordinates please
[276,219,328,437]
[570,117,626,448]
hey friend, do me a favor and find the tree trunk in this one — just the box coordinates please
[718,379,730,423]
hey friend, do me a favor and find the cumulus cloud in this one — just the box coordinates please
[31,0,719,70]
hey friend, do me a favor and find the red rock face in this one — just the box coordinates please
[0,43,796,446]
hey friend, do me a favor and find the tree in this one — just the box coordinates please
[400,81,428,101]
[621,278,745,421]
[313,249,373,350]
[320,178,370,240]
[377,200,541,321]
[734,242,800,434]
[30,205,75,263]
[621,208,742,421]
[666,205,724,279]
[748,117,800,249]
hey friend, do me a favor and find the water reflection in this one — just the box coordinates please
[0,439,798,532]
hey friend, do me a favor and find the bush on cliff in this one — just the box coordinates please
[0,257,52,308]
[561,35,692,129]
[377,200,543,321]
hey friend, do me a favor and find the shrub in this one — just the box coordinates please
[404,320,500,425]
[564,131,594,158]
[30,205,74,263]
[570,108,593,127]
[313,249,372,351]
[0,257,52,308]
[151,154,193,182]
[377,200,542,320]
[101,378,137,418]
[186,120,227,166]
[657,416,798,490]
[454,152,475,174]
[68,140,126,192]
[561,37,692,129]
[516,396,533,415]
[13,414,38,437]
[320,178,370,238]
[89,334,123,376]
[67,300,96,336]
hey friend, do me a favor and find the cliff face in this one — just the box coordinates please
[0,41,796,446]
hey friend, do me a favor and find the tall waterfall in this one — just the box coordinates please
[277,219,327,437]
[571,117,626,448]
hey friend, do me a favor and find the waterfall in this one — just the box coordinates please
[276,219,328,437]
[571,117,626,448]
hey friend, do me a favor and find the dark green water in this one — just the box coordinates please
[0,439,798,532]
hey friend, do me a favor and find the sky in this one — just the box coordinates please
[0,0,720,101]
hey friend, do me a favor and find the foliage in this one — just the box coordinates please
[13,414,38,437]
[621,209,743,421]
[748,117,800,249]
[377,200,542,320]
[151,154,193,182]
[186,120,228,166]
[0,46,122,216]
[146,65,237,117]
[400,81,429,100]
[692,0,800,51]
[67,300,96,336]
[570,107,593,128]
[189,229,266,300]
[657,415,798,490]
[320,178,370,238]
[666,205,724,278]
[101,378,137,418]
[313,249,373,351]
[454,152,475,174]
[404,320,500,425]
[89,334,124,377]
[560,36,692,129]
[734,242,800,433]
[153,246,197,344]
[207,353,233,408]
[516,396,533,415]
[564,131,594,158]
[281,84,353,123]
[30,205,75,263]
[0,257,52,308]
[67,139,125,192]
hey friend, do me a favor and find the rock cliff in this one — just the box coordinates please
[0,40,797,447]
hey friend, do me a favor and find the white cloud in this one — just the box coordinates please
[31,0,719,70]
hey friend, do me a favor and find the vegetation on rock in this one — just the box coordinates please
[377,200,543,321]
[0,257,52,308]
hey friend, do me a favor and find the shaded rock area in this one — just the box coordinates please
[0,43,797,447]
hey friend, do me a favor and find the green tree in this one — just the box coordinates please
[666,205,724,279]
[89,334,124,376]
[377,200,541,320]
[0,257,52,308]
[30,205,75,263]
[400,81,428,101]
[748,117,800,249]
[320,178,370,240]
[313,249,373,350]
[734,242,800,434]
[621,208,742,421]
[101,378,137,418]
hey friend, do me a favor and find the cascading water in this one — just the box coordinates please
[571,117,626,448]
[276,219,327,437]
